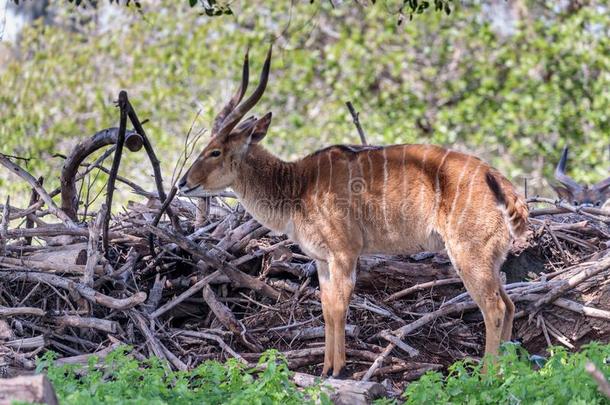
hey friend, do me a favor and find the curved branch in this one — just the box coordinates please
[60,127,142,221]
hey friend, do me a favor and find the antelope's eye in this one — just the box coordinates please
[573,201,578,206]
[208,150,222,158]
[595,201,602,207]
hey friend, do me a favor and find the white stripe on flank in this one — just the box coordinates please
[315,154,321,210]
[401,146,408,197]
[328,152,333,194]
[347,160,353,206]
[448,156,471,224]
[382,148,390,229]
[432,150,451,218]
[456,161,482,229]
[367,150,374,186]
[418,145,432,205]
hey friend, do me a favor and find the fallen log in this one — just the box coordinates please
[0,375,58,405]
[0,271,146,310]
[292,372,386,405]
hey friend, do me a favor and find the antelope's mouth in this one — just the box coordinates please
[179,184,217,198]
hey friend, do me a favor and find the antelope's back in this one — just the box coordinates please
[300,144,527,254]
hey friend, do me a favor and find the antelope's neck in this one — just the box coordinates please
[231,146,303,233]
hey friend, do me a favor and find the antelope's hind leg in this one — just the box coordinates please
[317,260,335,377]
[446,242,509,363]
[499,287,515,342]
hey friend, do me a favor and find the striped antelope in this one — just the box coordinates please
[552,146,610,212]
[179,47,529,377]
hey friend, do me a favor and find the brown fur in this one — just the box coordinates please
[182,132,528,377]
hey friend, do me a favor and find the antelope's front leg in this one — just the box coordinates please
[327,253,357,378]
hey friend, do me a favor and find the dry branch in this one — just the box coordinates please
[0,154,76,228]
[0,256,103,275]
[202,284,263,352]
[84,205,106,286]
[60,128,142,220]
[0,374,58,405]
[0,271,146,310]
[124,96,181,233]
[346,101,368,145]
[102,92,129,252]
[146,225,281,300]
[53,315,118,334]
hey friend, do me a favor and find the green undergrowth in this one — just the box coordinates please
[389,342,610,405]
[32,343,610,404]
[35,347,331,405]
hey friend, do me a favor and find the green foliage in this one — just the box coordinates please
[34,342,610,404]
[36,347,331,405]
[398,342,610,404]
[1,2,608,206]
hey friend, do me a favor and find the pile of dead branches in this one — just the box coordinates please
[0,93,609,398]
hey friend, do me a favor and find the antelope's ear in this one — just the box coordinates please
[248,112,272,145]
[551,184,573,201]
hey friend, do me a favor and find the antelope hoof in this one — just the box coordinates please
[321,367,332,378]
[331,366,348,380]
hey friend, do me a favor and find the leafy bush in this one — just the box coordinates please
[400,342,610,404]
[35,347,330,405]
[1,2,609,205]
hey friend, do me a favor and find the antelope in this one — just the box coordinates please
[552,146,610,212]
[179,47,529,377]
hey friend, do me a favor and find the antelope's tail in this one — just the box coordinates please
[485,171,529,238]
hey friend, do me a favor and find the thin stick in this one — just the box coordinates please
[527,197,610,222]
[362,300,478,381]
[172,329,247,364]
[149,185,179,254]
[125,98,182,233]
[102,91,128,253]
[529,255,610,321]
[0,154,77,228]
[0,196,8,255]
[385,277,462,302]
[0,271,146,310]
[149,270,221,319]
[537,315,552,348]
[25,177,43,245]
[84,205,106,287]
[346,101,368,145]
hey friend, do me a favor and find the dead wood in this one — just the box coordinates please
[102,92,129,252]
[60,127,142,221]
[84,205,106,286]
[0,271,146,310]
[293,371,385,405]
[345,101,368,145]
[124,95,181,233]
[0,307,46,317]
[0,374,58,405]
[1,102,610,390]
[146,224,281,300]
[0,154,76,228]
[26,243,88,267]
[202,284,263,352]
[0,197,9,256]
[0,256,103,275]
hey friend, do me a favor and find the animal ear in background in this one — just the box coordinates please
[248,112,272,145]
[551,184,573,202]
